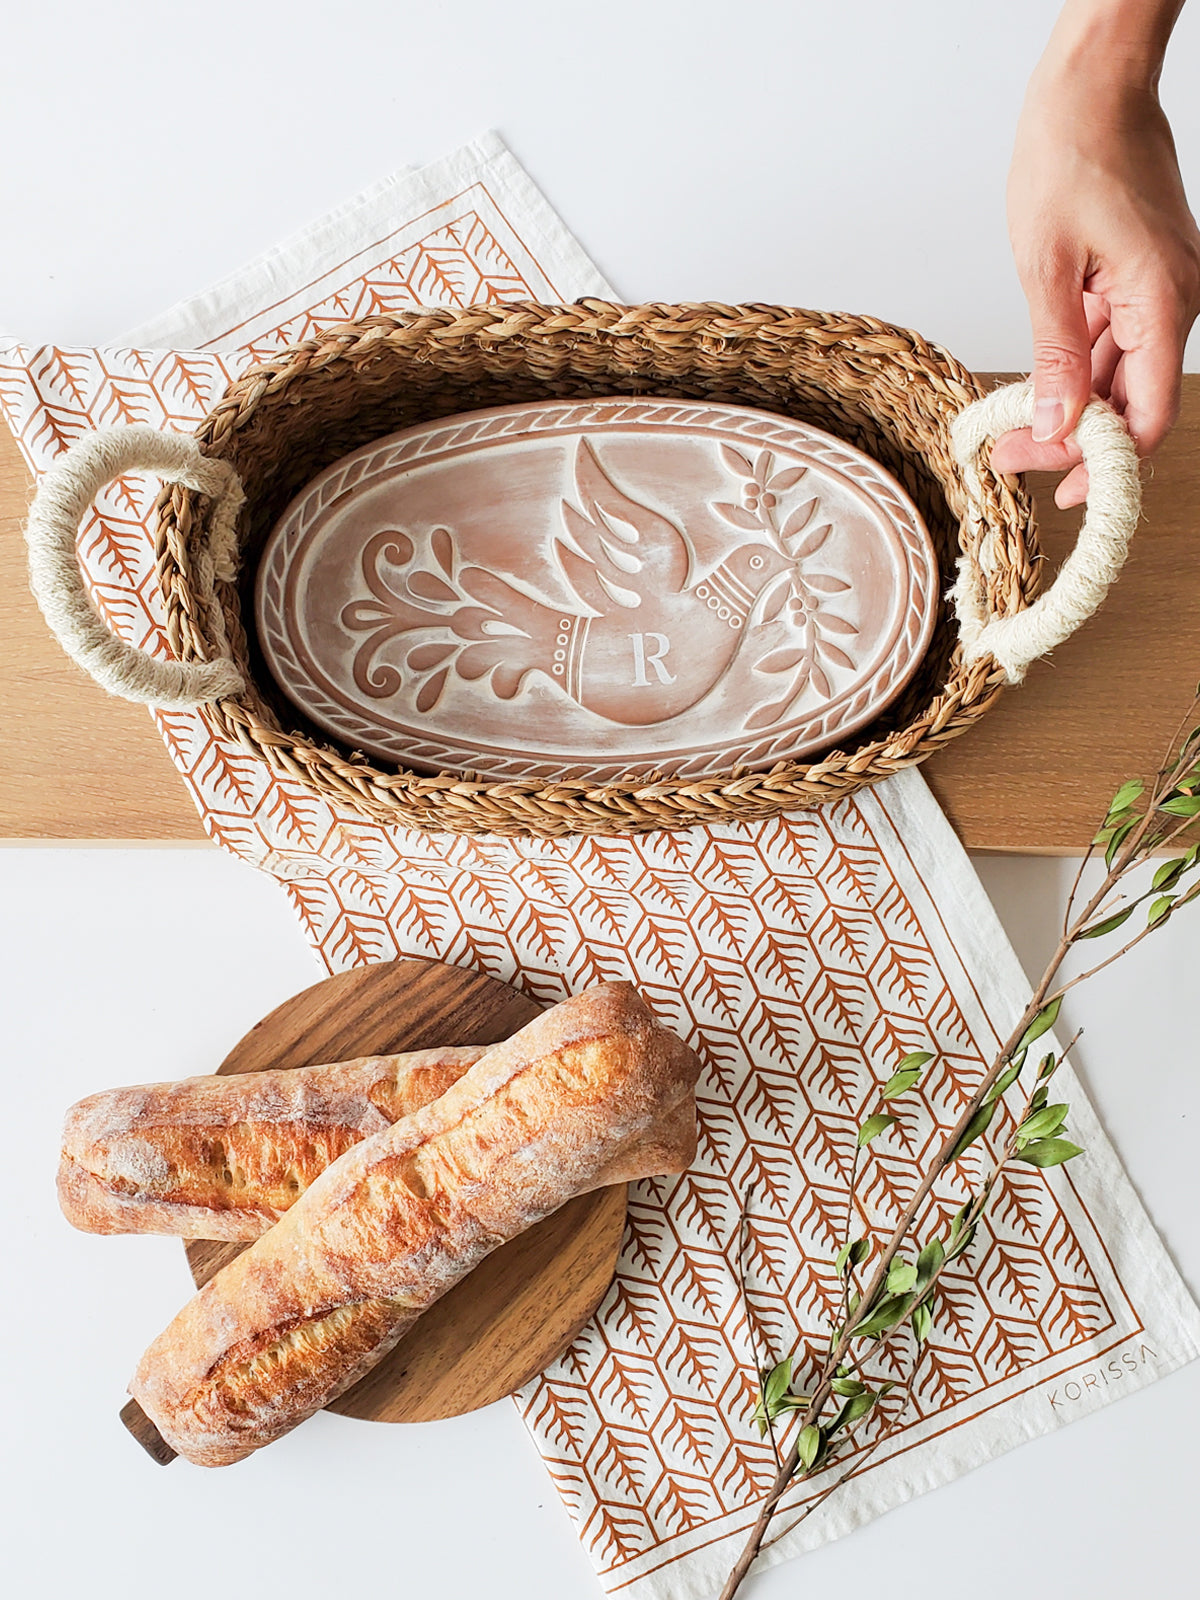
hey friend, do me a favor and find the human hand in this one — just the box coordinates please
[995,37,1200,507]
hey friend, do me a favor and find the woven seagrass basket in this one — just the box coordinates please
[28,302,1142,837]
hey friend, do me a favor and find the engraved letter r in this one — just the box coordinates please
[630,632,676,687]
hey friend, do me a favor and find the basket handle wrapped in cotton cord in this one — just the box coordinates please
[23,383,1140,710]
[23,425,246,708]
[950,379,1142,684]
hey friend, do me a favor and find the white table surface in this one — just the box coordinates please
[2,4,1198,1596]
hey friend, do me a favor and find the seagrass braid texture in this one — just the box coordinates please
[155,303,1038,837]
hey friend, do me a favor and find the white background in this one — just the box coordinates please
[1,3,1198,1597]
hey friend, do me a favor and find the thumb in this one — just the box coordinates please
[1025,261,1094,442]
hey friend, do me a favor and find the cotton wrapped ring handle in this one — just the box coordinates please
[950,380,1142,684]
[24,425,246,707]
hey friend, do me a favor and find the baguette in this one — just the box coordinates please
[58,1047,485,1240]
[130,982,699,1466]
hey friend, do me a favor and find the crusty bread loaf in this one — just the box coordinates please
[130,982,699,1466]
[58,1047,485,1240]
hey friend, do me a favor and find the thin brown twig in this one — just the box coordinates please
[1048,869,1193,995]
[759,1393,909,1551]
[738,1190,783,1470]
[1063,841,1095,939]
[1155,697,1200,788]
[1047,932,1154,998]
[1062,811,1200,972]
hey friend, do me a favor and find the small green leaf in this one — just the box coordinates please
[886,1259,919,1295]
[830,1376,865,1398]
[1037,1051,1059,1081]
[947,1223,977,1260]
[797,1424,821,1471]
[838,1389,878,1428]
[1159,795,1200,817]
[1148,894,1175,926]
[852,1293,913,1339]
[881,1067,923,1100]
[762,1357,792,1412]
[775,1393,812,1413]
[1105,779,1144,821]
[911,1302,933,1344]
[753,1363,808,1434]
[880,1050,933,1097]
[897,1049,934,1073]
[1152,857,1188,892]
[1016,998,1061,1053]
[834,1237,870,1278]
[947,1201,978,1258]
[858,1113,896,1148]
[984,1059,1024,1104]
[1105,818,1138,870]
[1018,1137,1085,1168]
[949,1100,996,1162]
[916,1238,945,1290]
[1078,905,1135,940]
[1017,1102,1069,1143]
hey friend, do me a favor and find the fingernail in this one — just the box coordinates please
[1032,398,1064,442]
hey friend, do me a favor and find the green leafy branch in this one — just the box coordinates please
[720,692,1200,1600]
[748,1031,1081,1555]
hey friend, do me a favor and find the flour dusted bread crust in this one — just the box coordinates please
[129,982,699,1467]
[58,1047,485,1240]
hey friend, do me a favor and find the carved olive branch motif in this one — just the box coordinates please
[715,446,859,730]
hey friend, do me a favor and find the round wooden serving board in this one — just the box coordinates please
[121,958,627,1459]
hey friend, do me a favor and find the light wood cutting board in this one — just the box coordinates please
[4,380,1199,850]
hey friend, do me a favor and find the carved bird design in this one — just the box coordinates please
[340,438,855,728]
